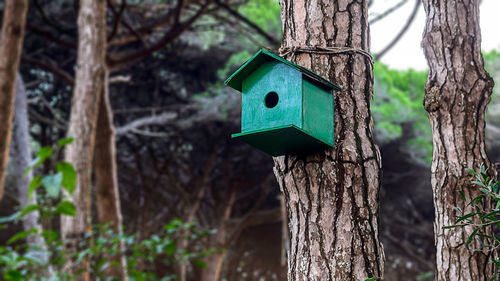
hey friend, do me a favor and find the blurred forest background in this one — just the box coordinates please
[1,0,500,280]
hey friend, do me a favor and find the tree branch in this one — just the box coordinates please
[21,56,74,86]
[107,4,209,70]
[107,0,127,42]
[369,0,409,25]
[375,0,420,60]
[33,0,76,35]
[25,24,77,50]
[213,0,279,46]
[115,112,178,135]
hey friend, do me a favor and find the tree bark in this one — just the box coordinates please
[60,0,107,279]
[11,75,53,277]
[275,1,384,280]
[94,75,128,280]
[421,1,496,280]
[0,0,28,200]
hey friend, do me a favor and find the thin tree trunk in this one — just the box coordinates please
[11,75,53,276]
[0,0,28,200]
[60,0,107,279]
[94,75,128,280]
[421,1,496,280]
[200,190,236,281]
[275,1,384,280]
[179,148,217,281]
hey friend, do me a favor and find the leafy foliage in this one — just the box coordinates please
[372,62,431,164]
[238,0,281,34]
[0,141,217,280]
[447,166,500,281]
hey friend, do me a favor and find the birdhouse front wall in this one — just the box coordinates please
[241,61,302,132]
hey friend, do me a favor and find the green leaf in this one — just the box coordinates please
[454,213,476,224]
[479,188,495,198]
[7,228,37,244]
[42,173,63,198]
[466,228,480,246]
[38,146,53,159]
[19,204,41,217]
[56,201,76,216]
[58,137,74,147]
[459,190,466,202]
[472,181,486,187]
[56,162,76,194]
[194,260,207,268]
[24,147,54,175]
[41,229,59,242]
[28,176,42,200]
[453,206,462,215]
[0,212,21,223]
[479,210,500,220]
[364,278,377,281]
[5,269,22,280]
[468,168,478,176]
[164,243,176,256]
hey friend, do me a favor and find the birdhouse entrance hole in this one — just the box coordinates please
[265,91,279,108]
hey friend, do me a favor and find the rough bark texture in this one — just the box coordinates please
[421,1,496,280]
[11,75,53,276]
[60,0,107,278]
[94,76,128,280]
[0,0,28,200]
[275,0,384,280]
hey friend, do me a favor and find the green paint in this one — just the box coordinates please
[302,80,334,146]
[226,49,341,92]
[242,61,302,132]
[225,49,340,156]
[232,125,331,157]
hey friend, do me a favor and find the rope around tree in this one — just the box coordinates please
[278,46,374,66]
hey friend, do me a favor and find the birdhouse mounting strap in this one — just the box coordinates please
[278,46,373,66]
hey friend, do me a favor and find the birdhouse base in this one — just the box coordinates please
[232,125,332,157]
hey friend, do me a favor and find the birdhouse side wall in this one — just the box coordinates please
[302,80,334,146]
[241,61,302,132]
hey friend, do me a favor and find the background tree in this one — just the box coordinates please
[60,0,107,278]
[9,75,53,277]
[0,0,29,199]
[275,0,384,280]
[422,1,496,280]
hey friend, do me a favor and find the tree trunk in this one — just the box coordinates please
[200,190,236,281]
[421,1,496,280]
[0,0,28,200]
[275,1,384,280]
[94,75,128,280]
[60,0,107,279]
[11,75,53,276]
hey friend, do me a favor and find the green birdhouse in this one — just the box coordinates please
[225,49,341,156]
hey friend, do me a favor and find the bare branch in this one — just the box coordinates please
[107,0,127,41]
[107,4,209,70]
[25,24,77,50]
[115,112,178,135]
[369,0,409,25]
[375,0,420,60]
[21,56,74,86]
[213,0,279,46]
[109,75,131,84]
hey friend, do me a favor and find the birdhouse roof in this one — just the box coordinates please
[225,49,342,92]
